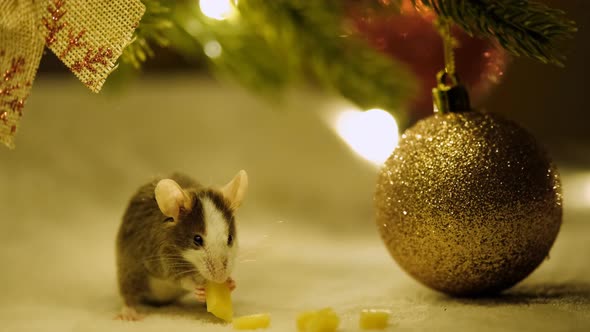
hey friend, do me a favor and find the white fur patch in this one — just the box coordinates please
[182,196,236,283]
[202,197,229,249]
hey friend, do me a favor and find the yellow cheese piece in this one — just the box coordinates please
[232,313,271,330]
[206,281,233,322]
[297,308,340,332]
[359,309,390,330]
[296,311,317,332]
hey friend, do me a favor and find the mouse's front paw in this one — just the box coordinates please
[195,286,207,303]
[115,306,143,321]
[226,277,236,291]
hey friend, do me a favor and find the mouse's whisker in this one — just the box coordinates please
[170,267,197,274]
[237,249,258,259]
[163,263,195,269]
[145,253,186,258]
[159,259,191,264]
[170,268,198,280]
[144,258,191,265]
[143,260,189,267]
[144,258,190,264]
[239,258,258,264]
[144,254,187,261]
[143,256,190,263]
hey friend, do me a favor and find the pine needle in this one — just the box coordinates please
[121,0,174,68]
[413,0,577,66]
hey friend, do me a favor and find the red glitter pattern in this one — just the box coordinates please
[3,57,25,81]
[60,29,87,58]
[0,55,29,131]
[5,98,25,116]
[72,47,114,74]
[42,0,67,46]
[0,84,20,96]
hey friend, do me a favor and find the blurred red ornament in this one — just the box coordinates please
[348,1,508,120]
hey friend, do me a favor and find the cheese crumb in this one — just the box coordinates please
[359,309,390,330]
[297,308,340,332]
[233,313,271,330]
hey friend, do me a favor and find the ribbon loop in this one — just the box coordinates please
[0,0,145,148]
[0,0,44,148]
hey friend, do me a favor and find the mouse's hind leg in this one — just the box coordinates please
[115,305,142,321]
[115,271,149,321]
[115,288,145,321]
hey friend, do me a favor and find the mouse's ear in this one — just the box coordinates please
[221,170,248,210]
[155,179,192,220]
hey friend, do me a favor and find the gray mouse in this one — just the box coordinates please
[115,170,248,320]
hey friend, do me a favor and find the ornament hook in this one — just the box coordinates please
[432,19,471,114]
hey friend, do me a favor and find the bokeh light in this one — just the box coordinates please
[204,40,222,58]
[335,108,399,165]
[199,0,235,20]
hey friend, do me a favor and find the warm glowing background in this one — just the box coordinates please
[0,0,589,331]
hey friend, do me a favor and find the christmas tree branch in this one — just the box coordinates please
[237,0,417,114]
[122,0,417,117]
[121,0,174,68]
[413,0,577,66]
[172,1,295,94]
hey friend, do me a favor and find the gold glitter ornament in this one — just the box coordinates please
[375,111,562,296]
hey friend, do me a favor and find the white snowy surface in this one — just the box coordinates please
[0,78,589,332]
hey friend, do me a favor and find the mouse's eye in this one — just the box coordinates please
[193,235,204,247]
[227,234,233,246]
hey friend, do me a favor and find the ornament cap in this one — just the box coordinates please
[432,71,471,114]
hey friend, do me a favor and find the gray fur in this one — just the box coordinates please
[116,173,233,307]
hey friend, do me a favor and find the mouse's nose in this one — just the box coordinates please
[208,259,229,283]
[211,270,228,283]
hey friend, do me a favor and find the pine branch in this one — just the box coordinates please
[238,0,417,115]
[119,0,418,117]
[413,0,577,66]
[172,2,295,94]
[121,0,174,68]
[349,0,404,13]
